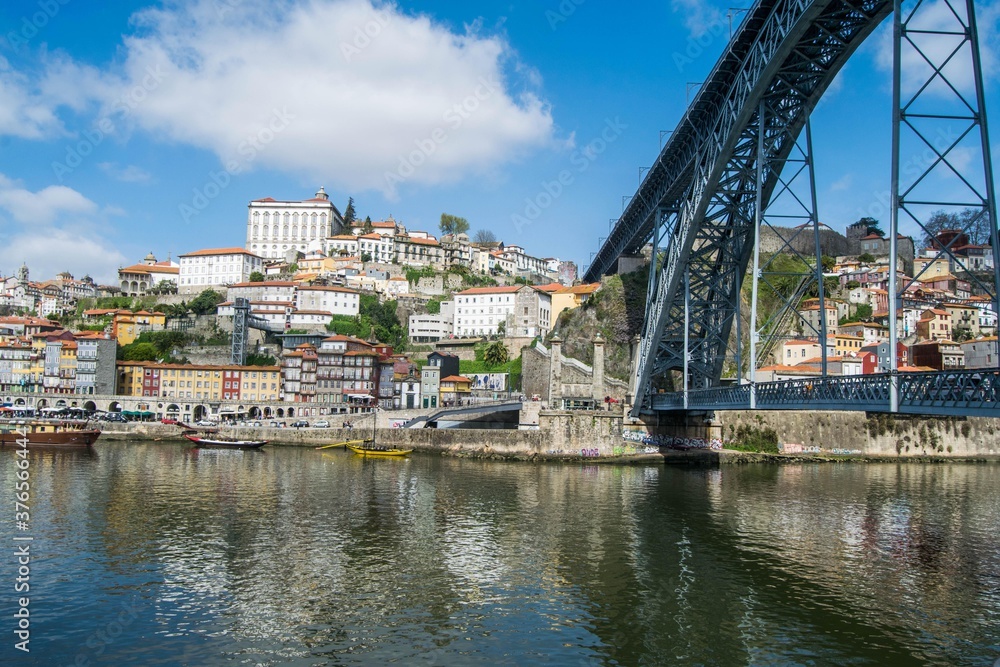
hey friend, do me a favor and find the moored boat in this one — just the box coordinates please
[184,434,268,449]
[346,441,412,457]
[0,420,101,447]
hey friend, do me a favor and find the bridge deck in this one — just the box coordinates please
[651,370,1000,418]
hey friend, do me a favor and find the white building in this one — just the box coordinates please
[409,301,454,343]
[500,244,550,276]
[178,248,264,294]
[326,235,359,257]
[356,233,395,264]
[454,286,550,338]
[288,310,335,330]
[226,281,298,305]
[295,285,360,317]
[246,187,344,260]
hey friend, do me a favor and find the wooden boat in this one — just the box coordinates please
[184,434,267,449]
[0,420,101,447]
[342,407,411,457]
[346,440,412,457]
[315,439,368,450]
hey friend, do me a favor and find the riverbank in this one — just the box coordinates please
[94,416,1000,464]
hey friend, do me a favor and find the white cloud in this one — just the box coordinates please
[98,162,153,183]
[0,56,67,139]
[0,175,125,283]
[0,175,98,224]
[50,0,556,196]
[830,173,853,192]
[670,0,725,38]
[0,228,128,285]
[876,0,999,99]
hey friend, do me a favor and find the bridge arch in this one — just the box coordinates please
[587,0,994,414]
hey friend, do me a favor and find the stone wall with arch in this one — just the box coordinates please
[1,394,359,423]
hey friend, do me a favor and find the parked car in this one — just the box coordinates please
[195,420,217,427]
[314,420,330,428]
[251,421,263,427]
[291,420,309,428]
[103,413,128,423]
[161,418,178,425]
[269,421,286,428]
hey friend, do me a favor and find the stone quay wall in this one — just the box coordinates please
[98,409,634,460]
[95,408,1000,461]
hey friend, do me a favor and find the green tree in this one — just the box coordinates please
[820,255,836,272]
[484,340,509,367]
[439,213,470,236]
[343,197,357,227]
[246,352,277,366]
[122,342,159,362]
[189,289,224,315]
[856,216,884,237]
[426,298,442,315]
[496,320,506,337]
[361,252,372,263]
[248,271,265,283]
[858,252,875,264]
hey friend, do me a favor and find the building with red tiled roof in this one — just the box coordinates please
[916,308,952,341]
[118,253,180,296]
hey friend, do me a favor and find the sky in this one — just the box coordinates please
[0,0,998,285]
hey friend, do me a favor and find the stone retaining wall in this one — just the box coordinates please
[713,410,1000,458]
[97,408,630,459]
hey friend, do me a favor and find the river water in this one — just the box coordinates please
[1,441,998,666]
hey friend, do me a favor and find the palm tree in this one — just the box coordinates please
[484,340,509,368]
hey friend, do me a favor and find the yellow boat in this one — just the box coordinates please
[315,439,368,450]
[346,441,412,457]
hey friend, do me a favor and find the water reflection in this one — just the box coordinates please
[0,444,997,666]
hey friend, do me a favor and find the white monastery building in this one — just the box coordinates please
[246,188,345,260]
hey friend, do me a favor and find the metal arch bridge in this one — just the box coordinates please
[583,0,1000,417]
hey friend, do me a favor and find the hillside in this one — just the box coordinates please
[549,268,649,381]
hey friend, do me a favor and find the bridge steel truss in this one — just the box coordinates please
[585,0,997,417]
[650,368,1000,418]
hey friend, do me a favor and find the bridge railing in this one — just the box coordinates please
[650,369,1000,417]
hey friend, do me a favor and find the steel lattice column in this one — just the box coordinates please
[231,297,250,366]
[889,0,999,413]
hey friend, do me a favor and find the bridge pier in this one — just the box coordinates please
[645,410,722,444]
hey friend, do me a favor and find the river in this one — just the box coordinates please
[1,441,998,666]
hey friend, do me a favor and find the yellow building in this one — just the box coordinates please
[113,310,167,345]
[117,362,147,396]
[439,374,472,406]
[913,256,951,279]
[536,282,602,328]
[833,333,865,357]
[117,361,281,402]
[238,368,281,402]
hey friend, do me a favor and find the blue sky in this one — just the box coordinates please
[0,0,997,284]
